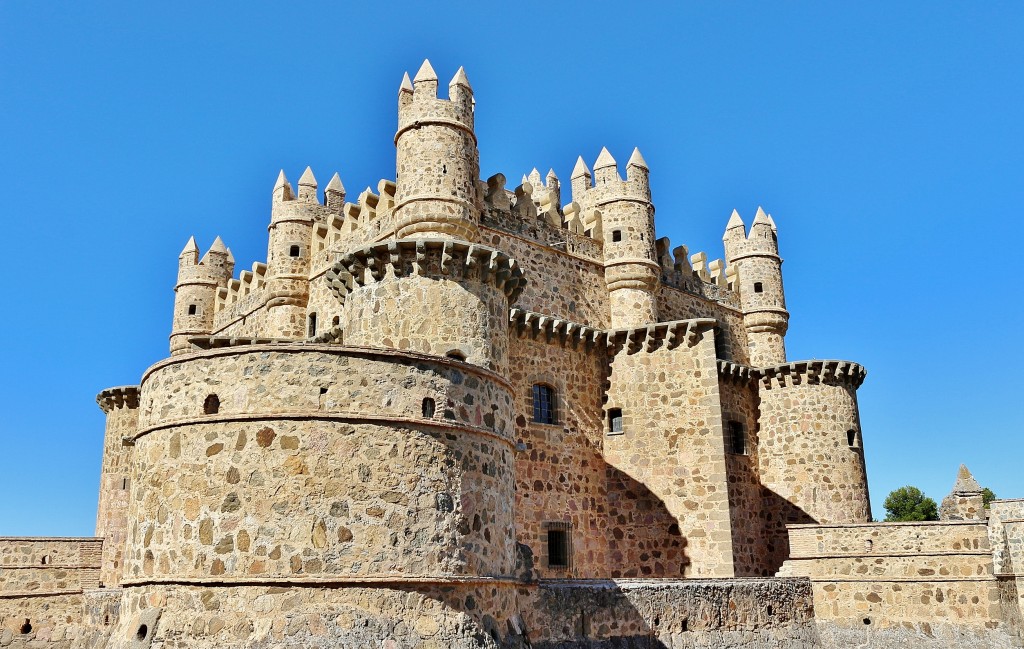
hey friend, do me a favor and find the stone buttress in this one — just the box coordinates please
[95,386,140,589]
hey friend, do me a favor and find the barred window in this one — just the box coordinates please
[608,408,623,434]
[728,420,746,455]
[532,384,556,425]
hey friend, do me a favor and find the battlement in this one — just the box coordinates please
[95,385,140,413]
[723,207,779,262]
[325,238,526,305]
[570,147,651,207]
[760,359,867,390]
[215,261,267,312]
[654,236,740,307]
[396,60,474,143]
[607,318,717,354]
[509,308,605,349]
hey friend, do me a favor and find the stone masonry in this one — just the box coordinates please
[1,60,1022,648]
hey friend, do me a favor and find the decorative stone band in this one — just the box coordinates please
[509,308,606,349]
[509,310,716,355]
[120,575,524,588]
[716,359,867,390]
[96,385,140,413]
[325,238,526,305]
[607,318,716,354]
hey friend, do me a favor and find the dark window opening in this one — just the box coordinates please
[446,350,466,361]
[442,164,447,174]
[728,421,746,455]
[332,316,340,326]
[682,619,688,632]
[863,618,872,626]
[40,555,49,565]
[847,429,858,448]
[608,408,623,434]
[121,477,129,490]
[532,384,556,425]
[136,624,149,640]
[767,605,773,617]
[422,397,436,418]
[547,527,569,568]
[203,394,220,415]
[187,304,198,316]
[289,244,301,258]
[611,230,622,243]
[308,312,317,337]
[753,282,764,293]
[104,615,110,626]
[19,620,31,635]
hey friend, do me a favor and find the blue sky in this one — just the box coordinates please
[1,2,1021,535]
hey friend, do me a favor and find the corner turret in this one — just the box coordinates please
[723,207,789,366]
[393,60,480,241]
[940,464,986,521]
[170,236,232,354]
[265,169,322,337]
[574,147,659,328]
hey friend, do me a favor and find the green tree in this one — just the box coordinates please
[982,487,996,509]
[883,486,938,522]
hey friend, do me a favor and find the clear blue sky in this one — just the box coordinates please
[1,2,1021,535]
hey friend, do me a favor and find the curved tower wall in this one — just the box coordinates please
[95,386,139,588]
[328,239,524,375]
[757,361,871,525]
[113,345,520,646]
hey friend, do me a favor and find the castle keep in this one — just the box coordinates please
[2,61,1024,648]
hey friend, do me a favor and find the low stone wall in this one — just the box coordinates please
[0,538,102,596]
[782,521,1024,648]
[523,578,819,648]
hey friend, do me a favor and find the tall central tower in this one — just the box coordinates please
[394,60,480,242]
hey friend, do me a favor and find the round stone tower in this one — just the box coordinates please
[574,147,660,329]
[757,360,871,525]
[394,60,480,241]
[723,207,789,367]
[169,237,233,355]
[95,385,139,588]
[265,168,317,338]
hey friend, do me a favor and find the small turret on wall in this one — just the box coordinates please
[573,147,660,328]
[723,207,789,367]
[170,236,233,354]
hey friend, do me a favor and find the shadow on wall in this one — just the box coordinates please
[604,464,690,578]
[762,487,816,575]
[523,578,819,648]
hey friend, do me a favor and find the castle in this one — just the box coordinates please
[2,60,1024,648]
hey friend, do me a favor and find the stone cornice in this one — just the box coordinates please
[509,311,717,355]
[96,386,140,413]
[716,359,867,390]
[325,238,526,305]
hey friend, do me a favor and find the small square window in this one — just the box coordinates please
[187,304,198,316]
[532,384,556,425]
[612,230,623,243]
[753,282,764,293]
[608,408,623,434]
[546,525,570,569]
[289,245,301,258]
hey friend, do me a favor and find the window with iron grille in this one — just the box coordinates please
[532,384,556,425]
[545,522,571,569]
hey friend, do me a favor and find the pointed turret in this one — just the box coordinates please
[528,168,543,187]
[399,72,413,94]
[627,147,648,170]
[593,147,619,185]
[326,172,346,212]
[298,166,318,202]
[273,170,294,202]
[413,59,438,98]
[940,464,986,521]
[179,236,199,266]
[723,209,747,262]
[448,66,472,109]
[546,168,559,185]
[624,147,650,196]
[399,71,414,108]
[571,156,592,200]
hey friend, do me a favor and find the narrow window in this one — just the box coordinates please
[289,244,301,258]
[332,316,340,326]
[728,421,746,455]
[847,429,858,448]
[532,384,556,425]
[187,304,198,316]
[446,350,466,361]
[546,525,570,569]
[307,313,317,337]
[611,230,622,243]
[753,282,764,293]
[40,555,49,565]
[20,620,32,634]
[422,397,436,418]
[203,394,220,415]
[136,624,149,640]
[608,408,623,434]
[121,477,129,490]
[104,615,110,626]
